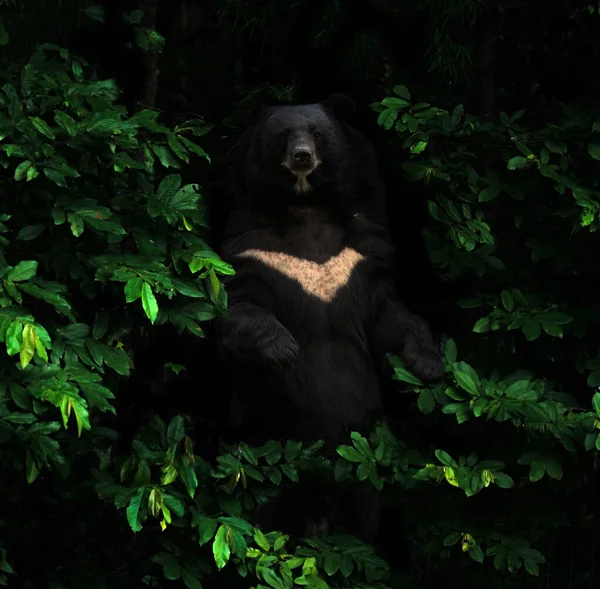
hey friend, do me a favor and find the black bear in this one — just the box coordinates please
[214,94,444,540]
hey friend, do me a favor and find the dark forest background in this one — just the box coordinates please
[1,1,600,588]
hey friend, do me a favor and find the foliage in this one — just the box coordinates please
[0,39,401,589]
[0,43,232,588]
[370,84,600,586]
[0,1,599,588]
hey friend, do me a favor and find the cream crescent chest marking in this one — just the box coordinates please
[237,247,366,302]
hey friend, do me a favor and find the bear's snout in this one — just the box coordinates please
[293,150,312,165]
[284,134,318,174]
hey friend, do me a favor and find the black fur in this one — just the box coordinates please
[214,95,443,540]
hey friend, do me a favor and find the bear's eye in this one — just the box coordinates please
[314,131,322,140]
[279,130,289,139]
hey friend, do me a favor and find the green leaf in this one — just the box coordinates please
[478,183,502,202]
[167,135,190,163]
[523,556,540,576]
[254,529,270,551]
[504,380,531,398]
[126,488,145,532]
[83,5,105,22]
[501,290,515,312]
[124,278,143,303]
[443,338,457,364]
[4,412,36,424]
[585,432,598,451]
[5,286,22,308]
[213,525,231,569]
[392,85,411,99]
[507,156,527,170]
[20,324,36,368]
[377,108,398,131]
[218,516,254,536]
[44,167,66,187]
[30,117,55,139]
[544,141,563,154]
[389,356,423,385]
[80,382,115,414]
[209,268,220,298]
[381,97,410,109]
[141,282,158,324]
[469,544,484,563]
[54,111,78,136]
[14,160,33,181]
[541,312,572,325]
[273,535,288,552]
[337,445,363,462]
[522,318,541,341]
[435,449,458,468]
[529,460,545,482]
[356,460,373,481]
[68,214,84,236]
[473,317,491,333]
[417,389,435,414]
[545,458,563,480]
[261,568,286,589]
[492,472,514,488]
[443,532,461,546]
[179,137,210,162]
[198,518,218,546]
[410,140,428,154]
[427,200,451,224]
[284,440,302,462]
[540,320,563,338]
[16,224,45,241]
[180,461,199,498]
[323,551,341,576]
[61,323,90,340]
[157,554,181,580]
[592,392,600,415]
[157,174,182,201]
[84,217,126,235]
[8,260,37,282]
[152,144,180,168]
[175,118,213,137]
[103,346,130,376]
[587,144,600,161]
[351,431,373,458]
[26,450,41,484]
[60,393,90,437]
[93,311,109,340]
[451,104,464,126]
[454,371,479,395]
[128,9,144,24]
[182,572,202,589]
[6,320,22,356]
[339,554,354,577]
[167,415,185,446]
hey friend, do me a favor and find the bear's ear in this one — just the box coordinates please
[322,93,356,121]
[242,99,269,128]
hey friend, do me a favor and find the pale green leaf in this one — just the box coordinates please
[141,282,158,324]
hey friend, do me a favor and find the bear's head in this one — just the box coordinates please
[241,94,357,196]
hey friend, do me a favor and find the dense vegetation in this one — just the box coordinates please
[1,1,600,588]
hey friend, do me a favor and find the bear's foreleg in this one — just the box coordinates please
[215,302,300,370]
[371,286,445,384]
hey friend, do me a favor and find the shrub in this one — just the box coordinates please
[3,42,600,589]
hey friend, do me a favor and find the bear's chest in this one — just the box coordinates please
[232,207,368,304]
[277,206,346,261]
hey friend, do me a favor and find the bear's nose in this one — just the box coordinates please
[293,150,312,164]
